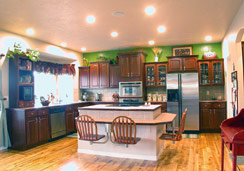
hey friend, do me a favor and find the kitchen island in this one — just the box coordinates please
[78,104,176,161]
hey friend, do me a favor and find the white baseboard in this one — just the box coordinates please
[0,146,8,151]
[78,149,157,161]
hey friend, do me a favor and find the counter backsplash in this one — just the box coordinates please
[80,88,119,101]
[199,85,225,101]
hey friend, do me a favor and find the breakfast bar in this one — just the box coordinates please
[78,104,176,161]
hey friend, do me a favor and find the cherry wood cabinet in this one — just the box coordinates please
[110,64,120,88]
[79,67,90,88]
[198,59,224,86]
[118,51,145,80]
[26,116,39,146]
[38,115,50,142]
[145,62,167,87]
[167,55,198,72]
[200,101,226,132]
[89,61,110,88]
[65,105,75,134]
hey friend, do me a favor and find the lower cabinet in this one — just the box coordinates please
[65,105,75,134]
[26,116,39,146]
[150,102,167,112]
[200,102,226,132]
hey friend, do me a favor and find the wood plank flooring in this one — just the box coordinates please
[0,133,243,171]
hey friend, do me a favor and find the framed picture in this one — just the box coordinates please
[172,46,193,56]
[231,71,238,116]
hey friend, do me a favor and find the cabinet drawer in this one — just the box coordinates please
[38,109,49,116]
[26,110,37,117]
[66,105,74,112]
[200,103,212,109]
[213,103,226,109]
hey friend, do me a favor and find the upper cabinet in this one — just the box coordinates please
[90,61,110,88]
[110,64,121,88]
[198,59,224,86]
[145,62,167,87]
[167,55,198,73]
[79,67,90,89]
[9,56,35,108]
[118,51,145,80]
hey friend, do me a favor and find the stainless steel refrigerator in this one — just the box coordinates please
[166,73,199,131]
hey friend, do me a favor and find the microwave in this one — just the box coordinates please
[19,86,34,101]
[119,81,143,98]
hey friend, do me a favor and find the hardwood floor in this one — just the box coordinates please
[0,133,243,171]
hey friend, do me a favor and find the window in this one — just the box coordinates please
[34,72,73,104]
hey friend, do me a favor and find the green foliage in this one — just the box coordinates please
[7,43,40,62]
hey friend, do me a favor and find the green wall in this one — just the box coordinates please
[83,42,222,63]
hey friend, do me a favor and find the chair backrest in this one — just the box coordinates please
[111,116,137,144]
[75,115,99,141]
[176,108,187,141]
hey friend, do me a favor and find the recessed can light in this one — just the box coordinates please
[81,47,86,51]
[157,26,166,33]
[86,15,96,24]
[26,28,35,35]
[60,42,67,47]
[145,6,156,15]
[205,36,212,41]
[148,40,155,45]
[111,32,118,37]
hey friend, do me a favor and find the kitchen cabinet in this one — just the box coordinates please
[110,64,120,88]
[145,62,167,87]
[89,61,110,88]
[79,67,90,88]
[200,101,226,132]
[118,51,145,80]
[198,59,224,86]
[26,116,39,146]
[150,102,167,112]
[9,55,35,108]
[167,55,198,73]
[65,105,75,134]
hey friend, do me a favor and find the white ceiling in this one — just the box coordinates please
[0,0,243,53]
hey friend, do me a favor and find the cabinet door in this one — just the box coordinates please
[211,61,224,85]
[38,115,50,142]
[79,67,90,88]
[90,63,100,88]
[120,56,130,77]
[99,63,110,88]
[130,54,141,77]
[183,57,198,71]
[213,108,226,131]
[168,58,182,72]
[110,65,120,88]
[26,117,39,146]
[145,64,156,87]
[200,109,212,131]
[199,62,211,85]
[156,64,167,87]
[66,112,75,133]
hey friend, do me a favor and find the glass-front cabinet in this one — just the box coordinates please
[198,59,224,86]
[145,62,167,87]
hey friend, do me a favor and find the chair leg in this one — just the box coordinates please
[221,138,224,171]
[232,145,237,171]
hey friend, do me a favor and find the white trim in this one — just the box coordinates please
[0,146,8,150]
[78,149,158,161]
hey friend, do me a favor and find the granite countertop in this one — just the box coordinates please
[199,100,226,103]
[78,104,161,111]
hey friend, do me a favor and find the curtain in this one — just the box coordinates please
[0,58,11,150]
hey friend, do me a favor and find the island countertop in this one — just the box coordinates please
[78,104,161,111]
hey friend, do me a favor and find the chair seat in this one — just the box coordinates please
[114,137,141,144]
[166,127,179,132]
[160,133,181,141]
[79,134,105,141]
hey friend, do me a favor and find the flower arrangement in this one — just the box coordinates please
[7,43,40,62]
[112,92,119,101]
[152,48,163,62]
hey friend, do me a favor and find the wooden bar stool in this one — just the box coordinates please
[160,109,187,141]
[111,116,140,147]
[75,115,108,144]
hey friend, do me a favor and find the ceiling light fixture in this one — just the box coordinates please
[86,15,96,24]
[145,6,156,15]
[205,36,212,41]
[81,47,86,52]
[111,32,118,37]
[26,28,35,35]
[60,42,67,47]
[148,40,155,45]
[157,26,166,33]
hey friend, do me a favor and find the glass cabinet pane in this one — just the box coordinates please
[213,62,222,84]
[200,63,210,85]
[146,65,155,86]
[157,65,166,86]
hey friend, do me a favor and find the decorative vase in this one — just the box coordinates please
[155,56,158,62]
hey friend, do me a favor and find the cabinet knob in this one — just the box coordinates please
[128,73,130,77]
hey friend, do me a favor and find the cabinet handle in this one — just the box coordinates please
[128,73,130,77]
[184,66,185,70]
